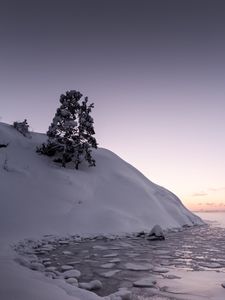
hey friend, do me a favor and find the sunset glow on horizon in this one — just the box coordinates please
[1,0,225,212]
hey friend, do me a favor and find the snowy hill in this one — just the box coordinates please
[0,122,202,240]
[0,122,203,300]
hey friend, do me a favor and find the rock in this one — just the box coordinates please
[147,225,165,240]
[183,224,191,228]
[79,280,102,290]
[133,277,156,288]
[62,269,81,279]
[221,283,225,288]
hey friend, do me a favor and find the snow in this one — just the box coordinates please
[0,122,203,300]
[79,280,103,291]
[66,277,78,286]
[147,224,165,240]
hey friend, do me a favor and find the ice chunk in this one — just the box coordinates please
[133,277,156,288]
[79,280,102,290]
[124,263,152,271]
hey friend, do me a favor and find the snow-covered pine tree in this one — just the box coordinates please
[13,119,30,137]
[37,90,97,169]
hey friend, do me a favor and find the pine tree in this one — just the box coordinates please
[37,90,97,169]
[13,119,30,137]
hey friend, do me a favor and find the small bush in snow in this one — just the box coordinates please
[37,90,97,169]
[13,119,30,137]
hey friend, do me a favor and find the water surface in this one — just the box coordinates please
[195,211,225,228]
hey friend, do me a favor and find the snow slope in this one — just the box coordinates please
[0,122,202,300]
[0,122,201,239]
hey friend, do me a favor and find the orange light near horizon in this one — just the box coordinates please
[182,192,225,212]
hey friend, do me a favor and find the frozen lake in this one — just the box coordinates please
[17,215,225,300]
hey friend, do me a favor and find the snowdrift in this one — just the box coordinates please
[0,122,202,240]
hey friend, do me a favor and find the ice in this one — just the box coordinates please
[153,250,170,255]
[106,287,132,300]
[79,280,103,291]
[62,269,81,279]
[61,265,74,271]
[109,258,121,263]
[45,266,57,272]
[163,274,181,279]
[40,244,55,251]
[199,262,222,268]
[133,277,157,288]
[93,246,108,250]
[124,263,153,271]
[156,269,225,300]
[63,251,73,255]
[152,266,169,273]
[101,263,116,269]
[59,241,70,245]
[101,270,120,278]
[103,253,118,258]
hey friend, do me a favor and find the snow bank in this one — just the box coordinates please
[0,122,202,300]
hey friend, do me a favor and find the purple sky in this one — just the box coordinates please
[1,0,225,210]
